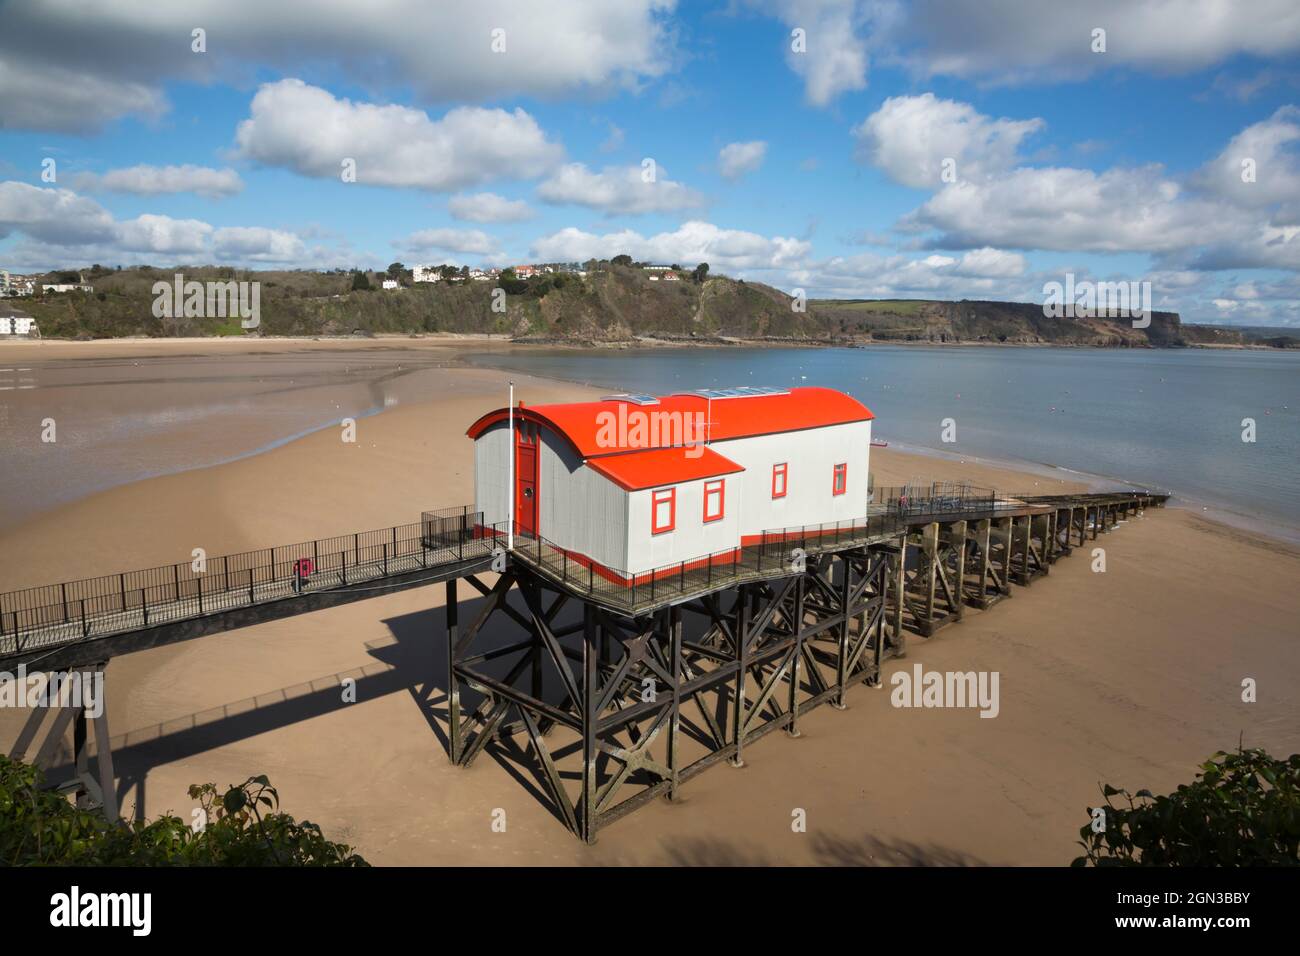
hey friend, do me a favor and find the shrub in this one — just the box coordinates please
[1073,748,1300,866]
[0,756,368,866]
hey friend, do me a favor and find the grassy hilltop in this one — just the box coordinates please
[8,261,1254,347]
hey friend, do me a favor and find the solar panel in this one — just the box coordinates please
[601,393,661,406]
[678,386,791,400]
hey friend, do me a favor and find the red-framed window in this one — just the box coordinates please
[832,462,847,496]
[651,487,676,534]
[703,479,725,522]
[772,463,788,499]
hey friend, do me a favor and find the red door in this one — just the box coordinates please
[515,422,538,537]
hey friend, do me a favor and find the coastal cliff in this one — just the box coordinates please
[8,262,1265,347]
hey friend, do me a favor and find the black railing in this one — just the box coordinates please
[508,509,907,613]
[0,506,488,657]
[1,489,1168,656]
[872,482,998,518]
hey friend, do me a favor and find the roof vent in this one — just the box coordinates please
[678,386,792,400]
[601,393,661,406]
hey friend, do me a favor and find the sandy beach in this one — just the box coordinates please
[1,341,1297,866]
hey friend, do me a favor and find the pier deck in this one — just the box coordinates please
[1,488,1167,836]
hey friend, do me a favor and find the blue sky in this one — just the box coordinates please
[2,1,1299,325]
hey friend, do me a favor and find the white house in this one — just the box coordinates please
[413,266,442,283]
[42,283,93,293]
[0,314,38,337]
[466,386,874,581]
[382,279,400,290]
[663,273,681,281]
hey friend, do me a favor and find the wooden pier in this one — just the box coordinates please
[0,490,1166,838]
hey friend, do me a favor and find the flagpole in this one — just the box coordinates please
[507,381,515,551]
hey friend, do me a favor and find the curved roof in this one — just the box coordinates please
[466,386,874,458]
[587,446,744,491]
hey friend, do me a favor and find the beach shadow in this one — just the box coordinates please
[657,832,987,867]
[42,587,503,802]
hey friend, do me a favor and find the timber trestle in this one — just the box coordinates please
[445,544,898,842]
[4,490,1165,839]
[445,490,1166,842]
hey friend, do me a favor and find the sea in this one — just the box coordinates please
[462,345,1300,542]
[1,343,1296,544]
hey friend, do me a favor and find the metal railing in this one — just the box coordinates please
[873,482,997,518]
[2,488,1168,656]
[0,506,488,657]
[507,509,907,613]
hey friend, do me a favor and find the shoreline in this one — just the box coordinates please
[3,337,1296,549]
[453,347,1300,548]
[1,331,1293,354]
[1,360,1296,866]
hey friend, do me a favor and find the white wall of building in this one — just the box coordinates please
[711,419,871,538]
[625,474,742,575]
[474,413,872,576]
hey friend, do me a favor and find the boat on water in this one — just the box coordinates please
[871,438,888,447]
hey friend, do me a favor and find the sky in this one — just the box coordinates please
[1,0,1300,325]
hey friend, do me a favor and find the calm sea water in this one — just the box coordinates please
[0,349,457,532]
[464,346,1300,540]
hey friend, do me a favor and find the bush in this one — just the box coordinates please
[1074,748,1300,866]
[0,756,368,866]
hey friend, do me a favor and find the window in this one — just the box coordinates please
[651,487,676,534]
[772,463,788,499]
[703,479,725,522]
[832,462,847,496]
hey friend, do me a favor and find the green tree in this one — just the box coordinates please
[0,756,367,866]
[386,261,406,278]
[350,270,371,291]
[692,262,710,283]
[611,254,633,267]
[1074,748,1300,866]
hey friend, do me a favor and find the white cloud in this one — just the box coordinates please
[537,163,706,215]
[115,215,214,254]
[892,0,1300,83]
[530,220,809,269]
[448,192,535,223]
[0,182,116,244]
[0,181,339,268]
[0,58,166,134]
[718,141,768,181]
[784,246,1031,301]
[952,247,1026,277]
[74,165,244,199]
[234,80,563,191]
[400,228,500,255]
[0,1,676,134]
[212,226,308,262]
[1192,105,1300,208]
[901,165,1240,254]
[763,0,875,106]
[853,94,1043,188]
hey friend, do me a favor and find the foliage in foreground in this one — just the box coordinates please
[1074,748,1300,866]
[0,755,367,866]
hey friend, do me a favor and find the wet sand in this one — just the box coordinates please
[0,350,1297,866]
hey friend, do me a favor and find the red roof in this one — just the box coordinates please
[587,445,744,491]
[466,387,873,458]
